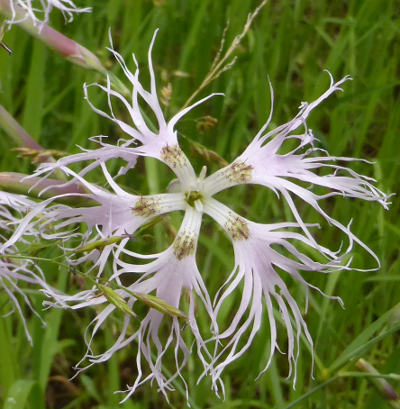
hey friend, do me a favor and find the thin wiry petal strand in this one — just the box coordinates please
[32,137,139,181]
[10,32,388,402]
[203,73,389,261]
[6,0,91,26]
[205,74,388,202]
[0,191,33,209]
[57,189,185,278]
[0,191,54,342]
[1,162,186,282]
[43,206,216,400]
[84,32,224,189]
[8,190,184,281]
[203,198,345,390]
[0,257,48,343]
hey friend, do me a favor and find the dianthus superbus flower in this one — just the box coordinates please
[2,31,389,399]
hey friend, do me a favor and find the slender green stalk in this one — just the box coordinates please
[181,0,268,109]
[0,105,42,150]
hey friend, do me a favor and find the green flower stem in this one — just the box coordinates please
[0,105,67,180]
[0,105,42,150]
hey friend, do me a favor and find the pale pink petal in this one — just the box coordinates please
[203,198,346,389]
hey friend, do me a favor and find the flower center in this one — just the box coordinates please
[185,190,203,208]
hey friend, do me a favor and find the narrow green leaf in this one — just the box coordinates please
[3,380,35,409]
[0,318,16,397]
[97,284,136,318]
[75,236,124,254]
[133,292,187,321]
[329,304,400,374]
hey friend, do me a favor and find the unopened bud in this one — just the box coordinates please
[355,358,399,402]
[133,292,187,321]
[97,284,136,318]
[75,236,124,254]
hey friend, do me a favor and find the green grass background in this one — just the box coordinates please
[0,0,400,408]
